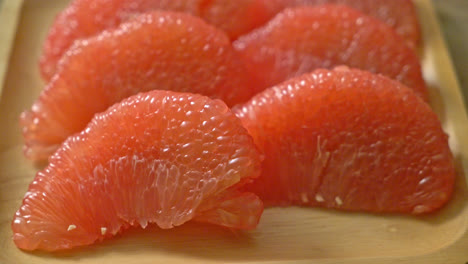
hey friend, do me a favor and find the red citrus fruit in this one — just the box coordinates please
[22,11,257,163]
[39,0,271,80]
[234,67,455,214]
[260,0,421,49]
[233,5,428,100]
[13,90,263,251]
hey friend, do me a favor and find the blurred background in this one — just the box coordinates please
[434,0,468,106]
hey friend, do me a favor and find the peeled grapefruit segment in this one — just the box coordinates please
[22,11,256,163]
[233,5,428,100]
[234,67,455,214]
[261,0,421,48]
[13,90,263,251]
[39,0,271,80]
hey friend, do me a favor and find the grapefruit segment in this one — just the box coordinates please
[261,0,421,48]
[199,0,271,40]
[39,0,272,80]
[13,90,263,251]
[233,5,428,100]
[234,67,455,214]
[194,191,263,230]
[23,11,257,163]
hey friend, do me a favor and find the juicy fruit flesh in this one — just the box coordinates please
[233,5,428,100]
[22,11,257,163]
[13,90,263,251]
[235,67,455,214]
[260,0,421,49]
[39,0,272,80]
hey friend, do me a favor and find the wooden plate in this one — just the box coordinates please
[0,0,467,263]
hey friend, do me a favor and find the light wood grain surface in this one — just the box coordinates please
[0,0,467,263]
[0,0,22,100]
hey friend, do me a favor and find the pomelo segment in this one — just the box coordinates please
[233,5,428,100]
[234,67,455,214]
[199,0,271,40]
[39,0,271,80]
[13,90,263,251]
[260,0,421,48]
[22,11,257,163]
